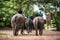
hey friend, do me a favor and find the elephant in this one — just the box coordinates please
[33,16,44,36]
[25,18,33,33]
[11,13,26,36]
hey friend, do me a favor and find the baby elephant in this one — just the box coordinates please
[11,13,26,36]
[33,16,44,36]
[25,18,33,33]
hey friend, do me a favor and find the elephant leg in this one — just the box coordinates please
[13,28,15,36]
[29,21,33,33]
[39,23,44,36]
[35,27,38,36]
[12,26,16,36]
[29,23,33,33]
[13,26,19,36]
[28,24,32,33]
[13,29,18,36]
[25,23,30,33]
[21,27,24,35]
[39,29,43,36]
[27,26,30,33]
[12,24,16,36]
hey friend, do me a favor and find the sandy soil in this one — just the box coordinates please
[0,29,60,40]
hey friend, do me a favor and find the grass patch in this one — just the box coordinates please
[0,33,8,35]
[44,24,56,29]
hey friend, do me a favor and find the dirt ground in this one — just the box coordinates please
[0,29,60,40]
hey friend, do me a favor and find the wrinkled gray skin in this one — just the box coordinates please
[11,13,26,36]
[33,16,44,36]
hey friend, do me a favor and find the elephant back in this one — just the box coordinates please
[11,14,25,27]
[33,16,44,29]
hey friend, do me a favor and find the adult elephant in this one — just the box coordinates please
[33,16,44,36]
[11,9,26,36]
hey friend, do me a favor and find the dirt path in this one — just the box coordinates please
[0,30,60,40]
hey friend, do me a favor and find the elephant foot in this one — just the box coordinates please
[39,32,43,36]
[36,34,38,36]
[36,29,38,36]
[39,30,43,36]
[13,33,18,36]
[27,31,30,33]
[39,34,42,36]
[36,33,38,36]
[21,32,23,35]
[13,31,18,36]
[21,33,23,35]
[29,30,32,33]
[21,27,24,35]
[14,34,18,36]
[27,30,32,33]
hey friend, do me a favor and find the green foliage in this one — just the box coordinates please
[0,1,17,28]
[55,11,60,31]
[0,0,60,31]
[0,0,33,28]
[0,33,8,35]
